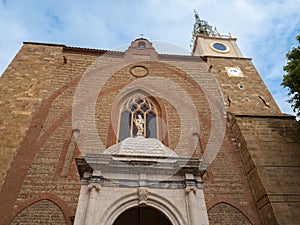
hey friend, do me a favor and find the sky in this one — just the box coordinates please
[0,0,299,116]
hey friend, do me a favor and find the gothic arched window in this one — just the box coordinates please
[118,95,157,142]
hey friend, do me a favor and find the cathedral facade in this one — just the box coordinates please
[0,15,299,225]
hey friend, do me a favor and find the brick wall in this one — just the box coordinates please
[10,199,67,225]
[207,57,280,115]
[2,41,297,225]
[0,43,96,225]
[0,43,64,189]
[208,202,252,225]
[204,119,261,224]
[230,114,300,224]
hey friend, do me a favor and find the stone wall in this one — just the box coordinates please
[1,41,298,225]
[0,43,63,189]
[204,119,260,224]
[206,54,300,224]
[0,43,99,225]
[230,114,300,225]
[207,57,280,114]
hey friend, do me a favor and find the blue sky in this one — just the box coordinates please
[0,0,299,115]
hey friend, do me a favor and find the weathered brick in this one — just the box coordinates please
[0,39,298,225]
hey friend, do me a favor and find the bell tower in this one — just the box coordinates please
[191,11,243,58]
[190,11,280,114]
[190,11,300,225]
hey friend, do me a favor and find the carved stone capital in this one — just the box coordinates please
[88,183,101,192]
[185,186,197,193]
[138,187,148,206]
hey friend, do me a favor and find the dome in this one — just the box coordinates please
[104,136,177,157]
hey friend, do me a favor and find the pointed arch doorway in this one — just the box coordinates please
[113,206,172,225]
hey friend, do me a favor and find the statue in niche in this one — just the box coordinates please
[134,114,144,136]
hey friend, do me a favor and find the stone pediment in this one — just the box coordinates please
[104,136,177,157]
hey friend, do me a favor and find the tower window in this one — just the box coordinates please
[118,95,157,141]
[138,41,146,49]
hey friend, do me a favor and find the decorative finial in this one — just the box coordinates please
[192,10,214,37]
[140,33,144,38]
[190,10,232,51]
[194,9,199,19]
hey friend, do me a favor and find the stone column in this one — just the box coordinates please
[185,174,209,225]
[197,188,210,224]
[74,184,89,225]
[83,183,101,225]
[186,186,200,225]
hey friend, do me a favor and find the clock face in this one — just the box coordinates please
[226,67,243,77]
[209,41,230,53]
[213,43,227,51]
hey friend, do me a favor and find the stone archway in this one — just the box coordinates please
[97,190,187,225]
[113,206,172,225]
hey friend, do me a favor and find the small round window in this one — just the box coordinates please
[238,83,245,89]
[209,41,230,53]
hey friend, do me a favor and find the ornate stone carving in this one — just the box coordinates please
[130,66,148,77]
[138,187,148,206]
[88,183,101,192]
[185,186,197,193]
